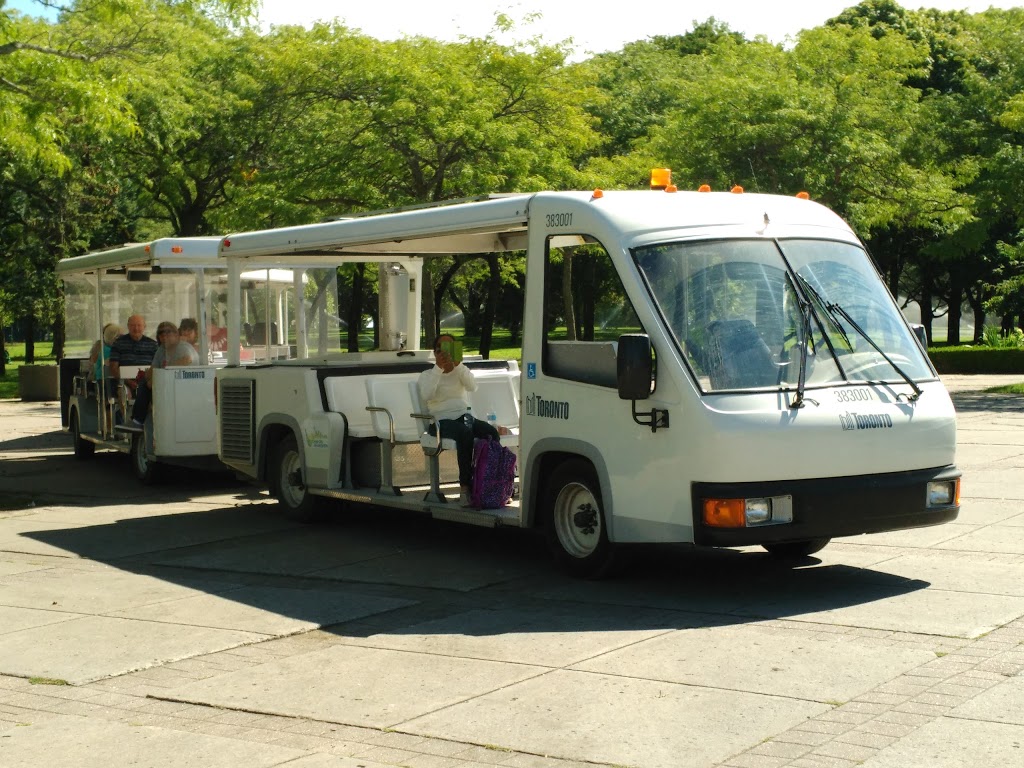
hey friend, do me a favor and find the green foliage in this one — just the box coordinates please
[980,325,1024,348]
[5,2,1024,358]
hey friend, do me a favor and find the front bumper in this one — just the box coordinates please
[692,465,960,547]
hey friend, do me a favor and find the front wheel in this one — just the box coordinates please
[543,459,617,578]
[71,411,95,460]
[130,431,160,484]
[271,434,326,523]
[763,538,830,558]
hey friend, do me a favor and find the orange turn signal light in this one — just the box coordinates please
[171,245,183,254]
[592,188,604,199]
[703,498,746,528]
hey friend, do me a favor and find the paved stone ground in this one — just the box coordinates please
[1,374,1023,768]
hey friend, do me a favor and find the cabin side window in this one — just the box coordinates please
[542,235,644,387]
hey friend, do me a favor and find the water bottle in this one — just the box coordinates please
[486,410,497,428]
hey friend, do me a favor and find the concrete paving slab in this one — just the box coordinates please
[150,527,405,577]
[535,554,931,621]
[0,615,262,684]
[0,507,296,561]
[0,605,84,635]
[858,522,978,550]
[110,584,417,635]
[934,523,1024,555]
[9,501,254,526]
[167,644,548,728]
[954,498,1024,526]
[952,444,1024,471]
[736,586,1024,638]
[0,566,244,615]
[947,675,1024,726]
[570,622,936,702]
[340,605,681,666]
[862,551,1024,596]
[860,716,1024,767]
[309,545,534,592]
[959,470,1024,500]
[0,713,307,768]
[803,541,907,568]
[279,755,397,768]
[402,668,830,768]
[0,558,52,577]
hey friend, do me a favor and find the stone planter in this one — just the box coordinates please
[19,365,59,402]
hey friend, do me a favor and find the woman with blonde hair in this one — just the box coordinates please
[88,323,122,381]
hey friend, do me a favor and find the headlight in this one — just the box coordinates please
[927,480,959,508]
[702,496,793,527]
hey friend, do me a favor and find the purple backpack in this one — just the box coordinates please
[470,438,517,509]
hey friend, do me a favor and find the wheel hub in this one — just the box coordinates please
[573,502,597,534]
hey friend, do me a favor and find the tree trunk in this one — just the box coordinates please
[0,319,6,375]
[24,315,36,364]
[51,313,65,360]
[562,251,576,341]
[479,254,501,359]
[920,281,933,346]
[946,276,962,346]
[347,268,364,352]
[421,261,436,347]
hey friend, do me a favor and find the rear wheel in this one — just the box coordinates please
[130,432,160,484]
[271,434,326,523]
[763,538,830,558]
[70,411,94,460]
[543,459,618,578]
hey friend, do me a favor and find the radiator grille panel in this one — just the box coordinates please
[219,379,254,464]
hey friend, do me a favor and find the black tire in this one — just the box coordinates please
[271,434,326,523]
[763,537,830,558]
[130,432,161,484]
[542,459,618,578]
[70,411,94,460]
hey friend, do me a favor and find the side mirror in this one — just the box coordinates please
[909,323,927,350]
[617,334,652,400]
[617,334,669,432]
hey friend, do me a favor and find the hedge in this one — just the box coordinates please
[927,347,1024,374]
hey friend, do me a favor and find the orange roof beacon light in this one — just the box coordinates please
[698,184,712,193]
[796,191,810,200]
[650,168,672,190]
[731,185,744,194]
[592,188,604,199]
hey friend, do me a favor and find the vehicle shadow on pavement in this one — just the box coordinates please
[950,391,1024,413]
[16,498,929,639]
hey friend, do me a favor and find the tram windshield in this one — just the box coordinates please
[633,238,933,394]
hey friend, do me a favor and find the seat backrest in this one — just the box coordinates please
[705,318,777,389]
[324,376,375,437]
[365,374,421,443]
[469,372,519,428]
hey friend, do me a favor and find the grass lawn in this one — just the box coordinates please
[987,383,1024,395]
[0,343,58,400]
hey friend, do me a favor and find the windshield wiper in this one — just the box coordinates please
[785,273,814,409]
[795,274,922,402]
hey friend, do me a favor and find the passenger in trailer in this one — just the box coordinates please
[88,323,121,382]
[109,314,158,385]
[109,314,158,425]
[130,321,200,426]
[418,334,503,506]
[178,318,200,354]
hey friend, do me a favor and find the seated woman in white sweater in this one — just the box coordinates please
[417,334,501,504]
